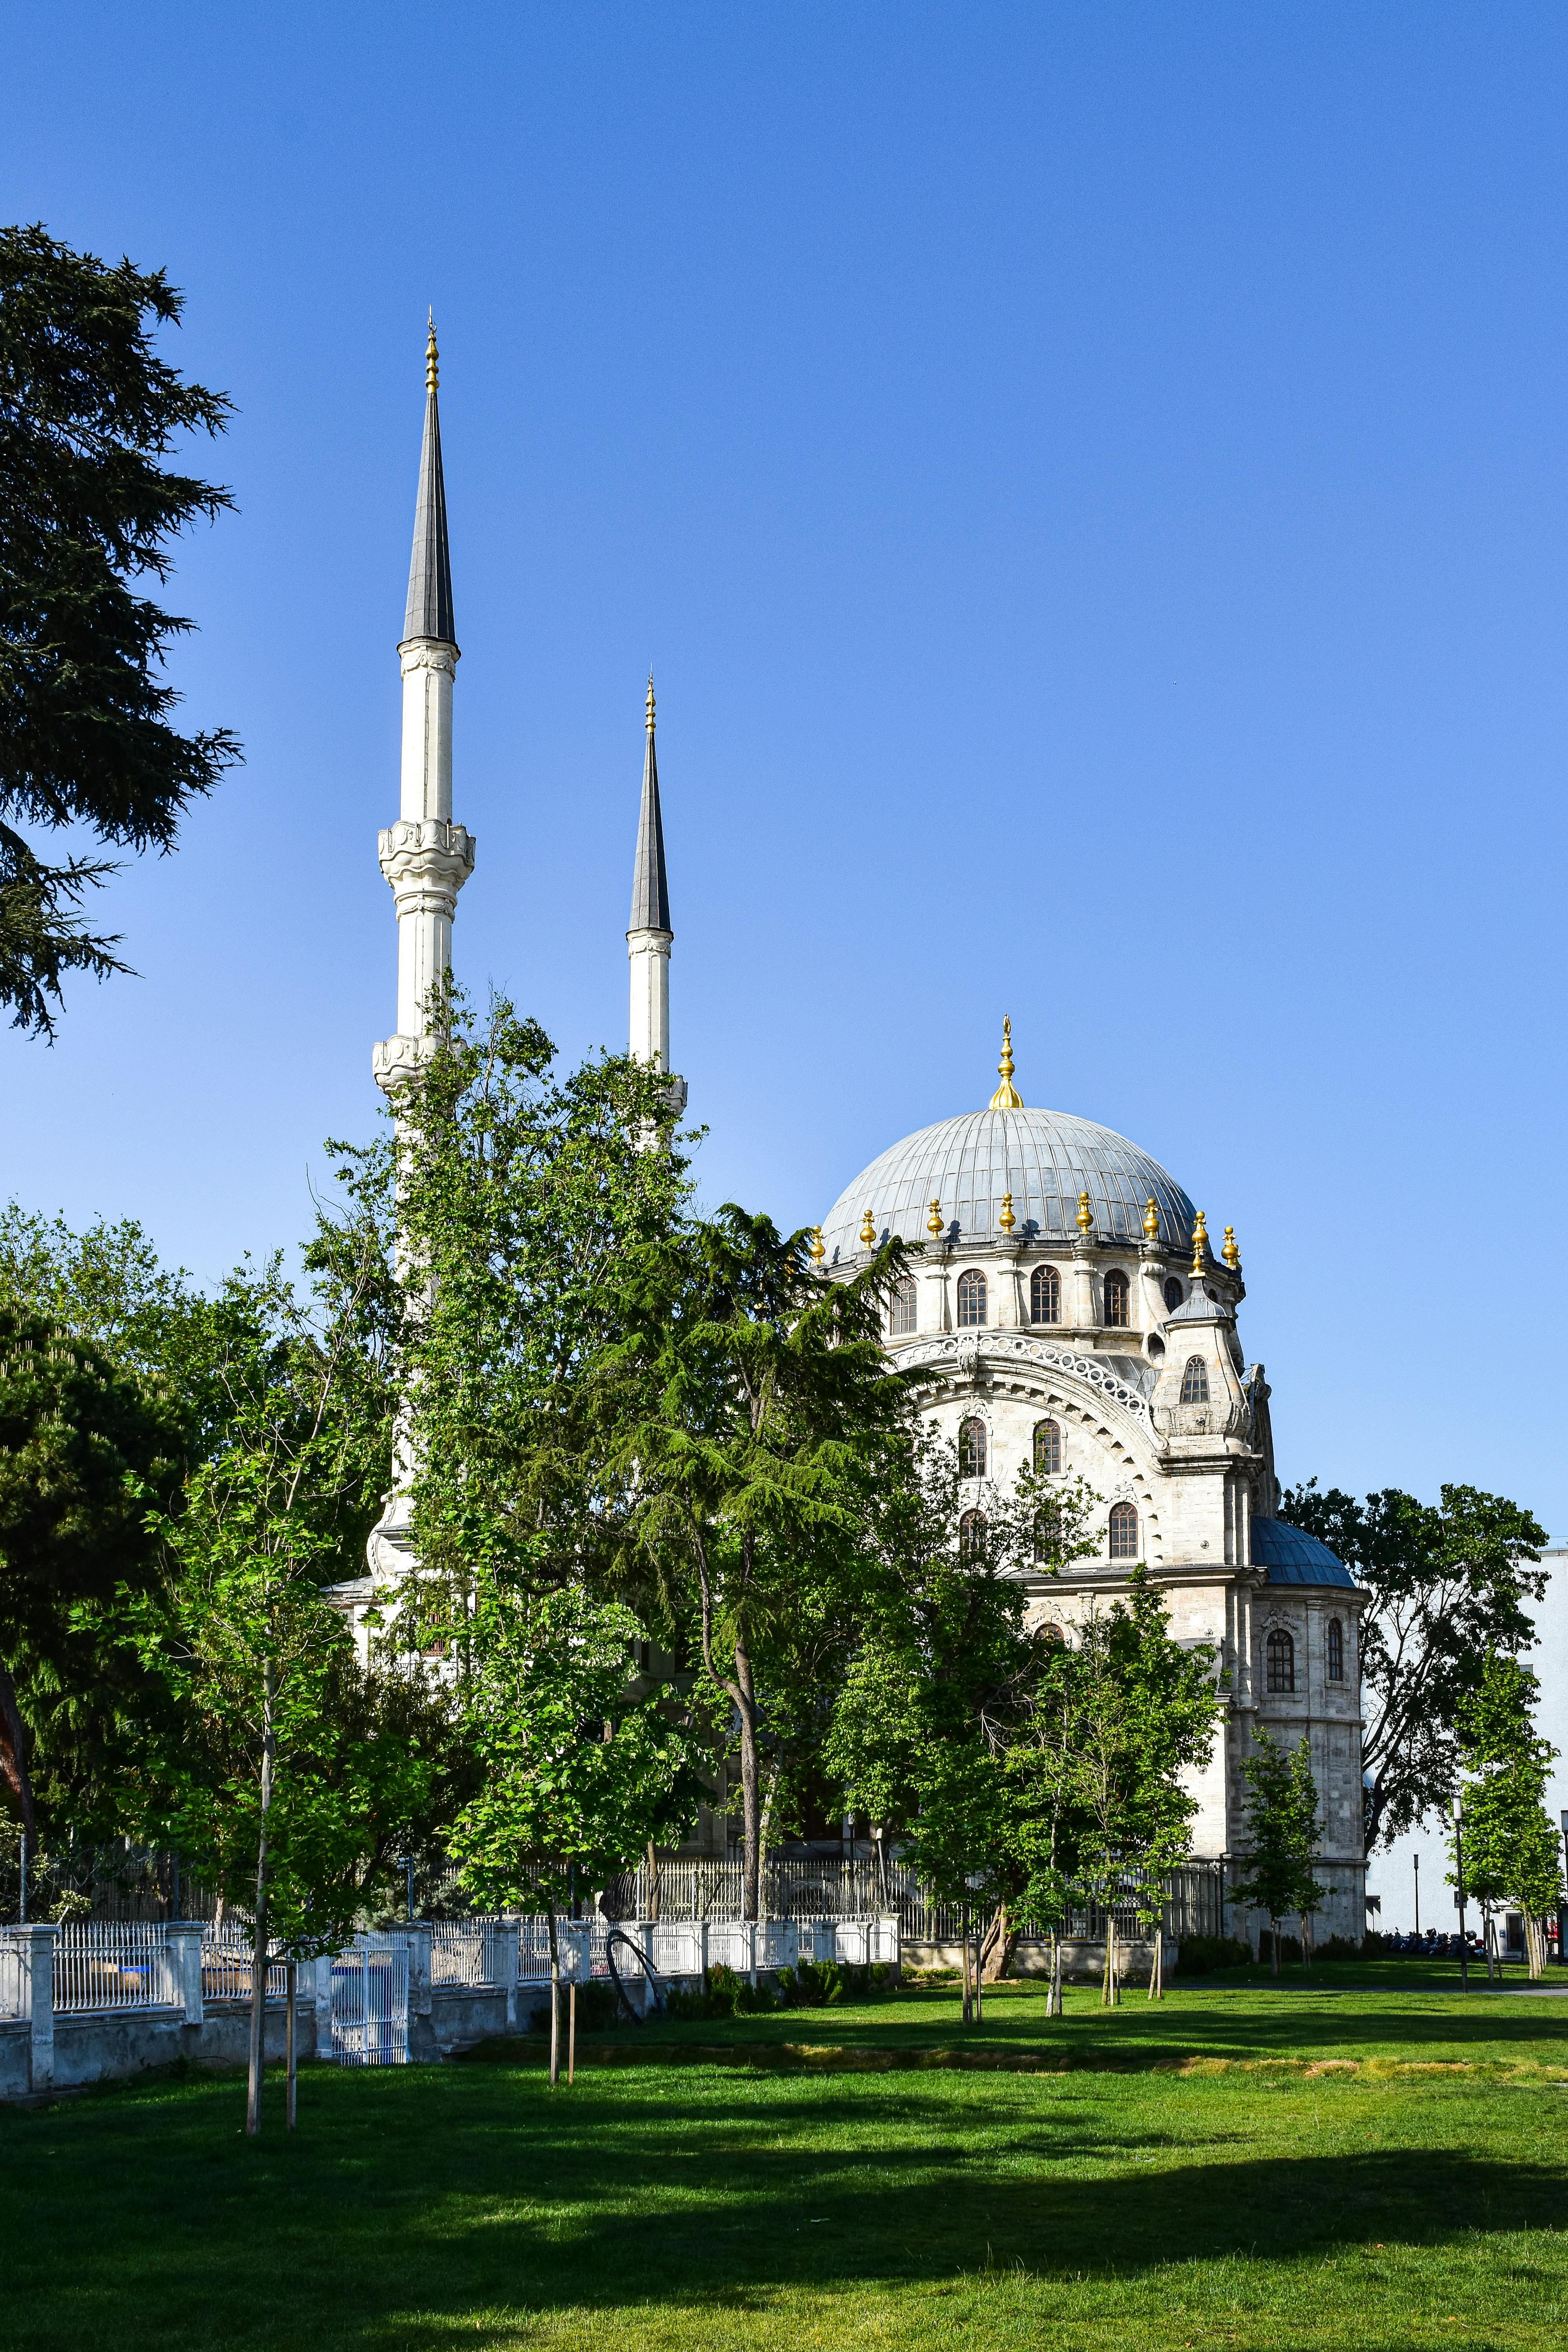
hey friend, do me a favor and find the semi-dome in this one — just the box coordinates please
[819,1103,1197,1264]
[1249,1517,1357,1589]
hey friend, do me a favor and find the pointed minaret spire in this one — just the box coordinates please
[627,673,685,1115]
[403,312,456,648]
[372,316,474,1098]
[629,671,671,933]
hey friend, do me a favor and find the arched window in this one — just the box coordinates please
[958,1508,987,1561]
[1030,1264,1060,1324]
[1103,1269,1130,1327]
[1033,1417,1061,1475]
[1180,1355,1210,1405]
[1266,1629,1295,1694]
[956,1269,987,1327]
[1163,1276,1184,1312]
[958,1416,987,1478]
[888,1276,917,1337]
[1327,1619,1345,1682]
[1038,1620,1066,1645]
[1108,1502,1139,1560]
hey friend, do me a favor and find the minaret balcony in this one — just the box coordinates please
[377,818,476,913]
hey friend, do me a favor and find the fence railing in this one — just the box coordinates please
[596,1854,1227,1942]
[201,1924,288,2002]
[53,1921,179,2012]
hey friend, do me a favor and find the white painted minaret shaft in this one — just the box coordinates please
[373,321,474,1099]
[628,929,670,1070]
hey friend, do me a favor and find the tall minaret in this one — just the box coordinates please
[627,675,686,1114]
[372,317,475,1097]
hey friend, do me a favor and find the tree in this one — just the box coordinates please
[826,1432,1091,1935]
[1229,1730,1325,1973]
[1451,1653,1561,1979]
[0,223,239,1034]
[361,991,690,1655]
[136,1243,395,2136]
[1007,1578,1219,1957]
[0,1305,181,1853]
[1282,1479,1546,1851]
[617,1206,912,1922]
[450,1580,705,2079]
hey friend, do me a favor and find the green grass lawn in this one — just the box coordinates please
[2,1970,1564,2352]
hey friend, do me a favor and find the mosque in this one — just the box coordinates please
[359,329,1368,1943]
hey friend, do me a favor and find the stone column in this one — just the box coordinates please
[2,1922,57,2092]
[165,1922,205,2026]
[1072,1236,1097,1333]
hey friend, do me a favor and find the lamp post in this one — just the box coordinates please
[1414,1851,1420,1940]
[1452,1796,1468,1993]
[1559,1812,1568,1968]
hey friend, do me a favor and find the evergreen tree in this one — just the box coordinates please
[0,225,239,1033]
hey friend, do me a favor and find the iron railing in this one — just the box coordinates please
[53,1921,179,2012]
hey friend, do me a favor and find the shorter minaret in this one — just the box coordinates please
[627,675,686,1115]
[372,317,475,1096]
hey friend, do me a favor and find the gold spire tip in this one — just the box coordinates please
[1190,1210,1208,1278]
[860,1208,877,1249]
[926,1198,944,1236]
[1143,1197,1160,1241]
[998,1191,1016,1234]
[646,671,656,733]
[425,312,438,394]
[1221,1224,1240,1269]
[988,1014,1024,1111]
[1076,1189,1093,1234]
[809,1224,825,1265]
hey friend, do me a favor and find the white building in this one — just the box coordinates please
[350,330,1367,1942]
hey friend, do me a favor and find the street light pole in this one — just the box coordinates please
[1414,1851,1420,1939]
[1452,1796,1468,1993]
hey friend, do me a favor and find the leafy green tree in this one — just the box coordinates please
[1007,1578,1219,1949]
[1282,1479,1546,1851]
[354,991,689,1654]
[0,224,239,1033]
[616,1206,912,1921]
[135,1245,395,2135]
[451,1579,705,2080]
[1229,1730,1325,1973]
[1451,1652,1561,1978]
[0,1305,181,1852]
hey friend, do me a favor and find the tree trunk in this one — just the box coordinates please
[961,1909,972,2027]
[546,1902,560,2088]
[568,1980,576,2086]
[0,1664,37,1868]
[285,1959,297,2130]
[1270,1917,1280,1977]
[980,1903,1014,1983]
[246,1658,278,2138]
[1149,1925,1163,2000]
[733,1633,761,1922]
[1049,1931,1063,2017]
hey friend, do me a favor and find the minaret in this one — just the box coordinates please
[627,675,686,1114]
[372,316,475,1097]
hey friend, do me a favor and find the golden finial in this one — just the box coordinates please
[646,670,655,734]
[1076,1190,1093,1234]
[809,1225,825,1265]
[425,310,438,393]
[998,1191,1016,1234]
[989,1015,1024,1111]
[1143,1197,1160,1241]
[1190,1210,1208,1277]
[1222,1224,1240,1269]
[927,1198,944,1236]
[860,1208,877,1249]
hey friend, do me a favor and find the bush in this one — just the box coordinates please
[1314,1934,1363,1962]
[1177,1934,1254,1974]
[655,1957,898,2022]
[1257,1930,1304,1967]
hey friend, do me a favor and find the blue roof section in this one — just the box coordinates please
[1250,1517,1357,1588]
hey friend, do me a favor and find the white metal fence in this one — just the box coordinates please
[328,1942,408,2066]
[53,1921,178,2012]
[201,1923,288,2002]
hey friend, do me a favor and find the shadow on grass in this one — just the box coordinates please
[0,2062,1562,2350]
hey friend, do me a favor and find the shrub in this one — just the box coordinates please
[1257,1929,1304,1967]
[1314,1934,1363,1962]
[1177,1934,1253,1975]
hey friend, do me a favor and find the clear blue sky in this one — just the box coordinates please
[4,4,1565,1536]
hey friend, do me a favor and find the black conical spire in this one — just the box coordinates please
[402,314,456,647]
[628,673,671,933]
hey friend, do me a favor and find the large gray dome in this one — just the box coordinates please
[820,1105,1196,1264]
